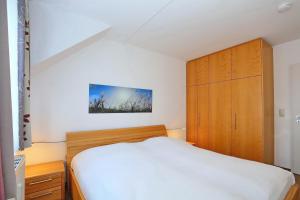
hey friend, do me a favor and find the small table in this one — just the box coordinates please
[25,161,65,200]
[187,141,196,146]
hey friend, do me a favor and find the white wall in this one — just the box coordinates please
[274,38,300,168]
[290,63,300,174]
[25,39,186,165]
[0,0,17,197]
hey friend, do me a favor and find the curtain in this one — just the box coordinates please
[18,0,31,150]
[0,148,4,199]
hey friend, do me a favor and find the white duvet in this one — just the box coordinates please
[71,137,295,200]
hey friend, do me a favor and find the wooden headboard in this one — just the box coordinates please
[66,125,167,168]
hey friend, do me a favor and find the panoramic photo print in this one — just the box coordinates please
[89,84,152,113]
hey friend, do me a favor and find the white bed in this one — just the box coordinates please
[71,137,295,200]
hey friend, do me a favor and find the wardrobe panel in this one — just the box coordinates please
[231,76,263,162]
[209,81,232,155]
[187,86,198,144]
[209,49,231,83]
[187,56,209,86]
[197,85,209,149]
[232,39,262,79]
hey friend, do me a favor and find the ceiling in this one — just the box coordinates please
[30,0,300,60]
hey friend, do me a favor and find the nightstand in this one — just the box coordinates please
[25,161,65,200]
[187,141,196,146]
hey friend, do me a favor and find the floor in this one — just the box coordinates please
[295,174,300,200]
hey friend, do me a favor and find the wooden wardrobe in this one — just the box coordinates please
[186,38,274,164]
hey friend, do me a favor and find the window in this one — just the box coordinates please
[7,0,19,152]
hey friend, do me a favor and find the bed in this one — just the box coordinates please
[66,125,299,200]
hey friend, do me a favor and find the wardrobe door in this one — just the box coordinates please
[209,81,232,154]
[209,49,231,83]
[187,86,198,144]
[231,76,263,162]
[232,39,262,79]
[187,56,209,86]
[197,85,209,149]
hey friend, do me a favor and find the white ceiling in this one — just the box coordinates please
[30,0,300,60]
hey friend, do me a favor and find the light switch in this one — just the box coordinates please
[296,115,300,124]
[279,108,285,118]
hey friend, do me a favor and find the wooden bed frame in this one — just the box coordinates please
[66,125,299,200]
[66,125,168,200]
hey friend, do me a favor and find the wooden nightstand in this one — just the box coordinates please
[25,161,65,200]
[187,141,196,146]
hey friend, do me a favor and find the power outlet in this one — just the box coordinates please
[279,109,285,118]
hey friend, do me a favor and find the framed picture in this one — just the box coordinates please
[89,84,152,113]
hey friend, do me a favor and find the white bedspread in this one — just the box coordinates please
[71,137,295,200]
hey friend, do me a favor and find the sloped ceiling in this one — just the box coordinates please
[30,0,300,63]
[29,1,111,65]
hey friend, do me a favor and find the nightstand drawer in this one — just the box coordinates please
[26,161,65,200]
[26,186,61,200]
[26,173,62,194]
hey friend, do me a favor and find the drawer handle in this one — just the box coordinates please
[29,178,53,185]
[30,191,52,199]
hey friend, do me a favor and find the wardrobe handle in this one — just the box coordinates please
[234,113,237,130]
